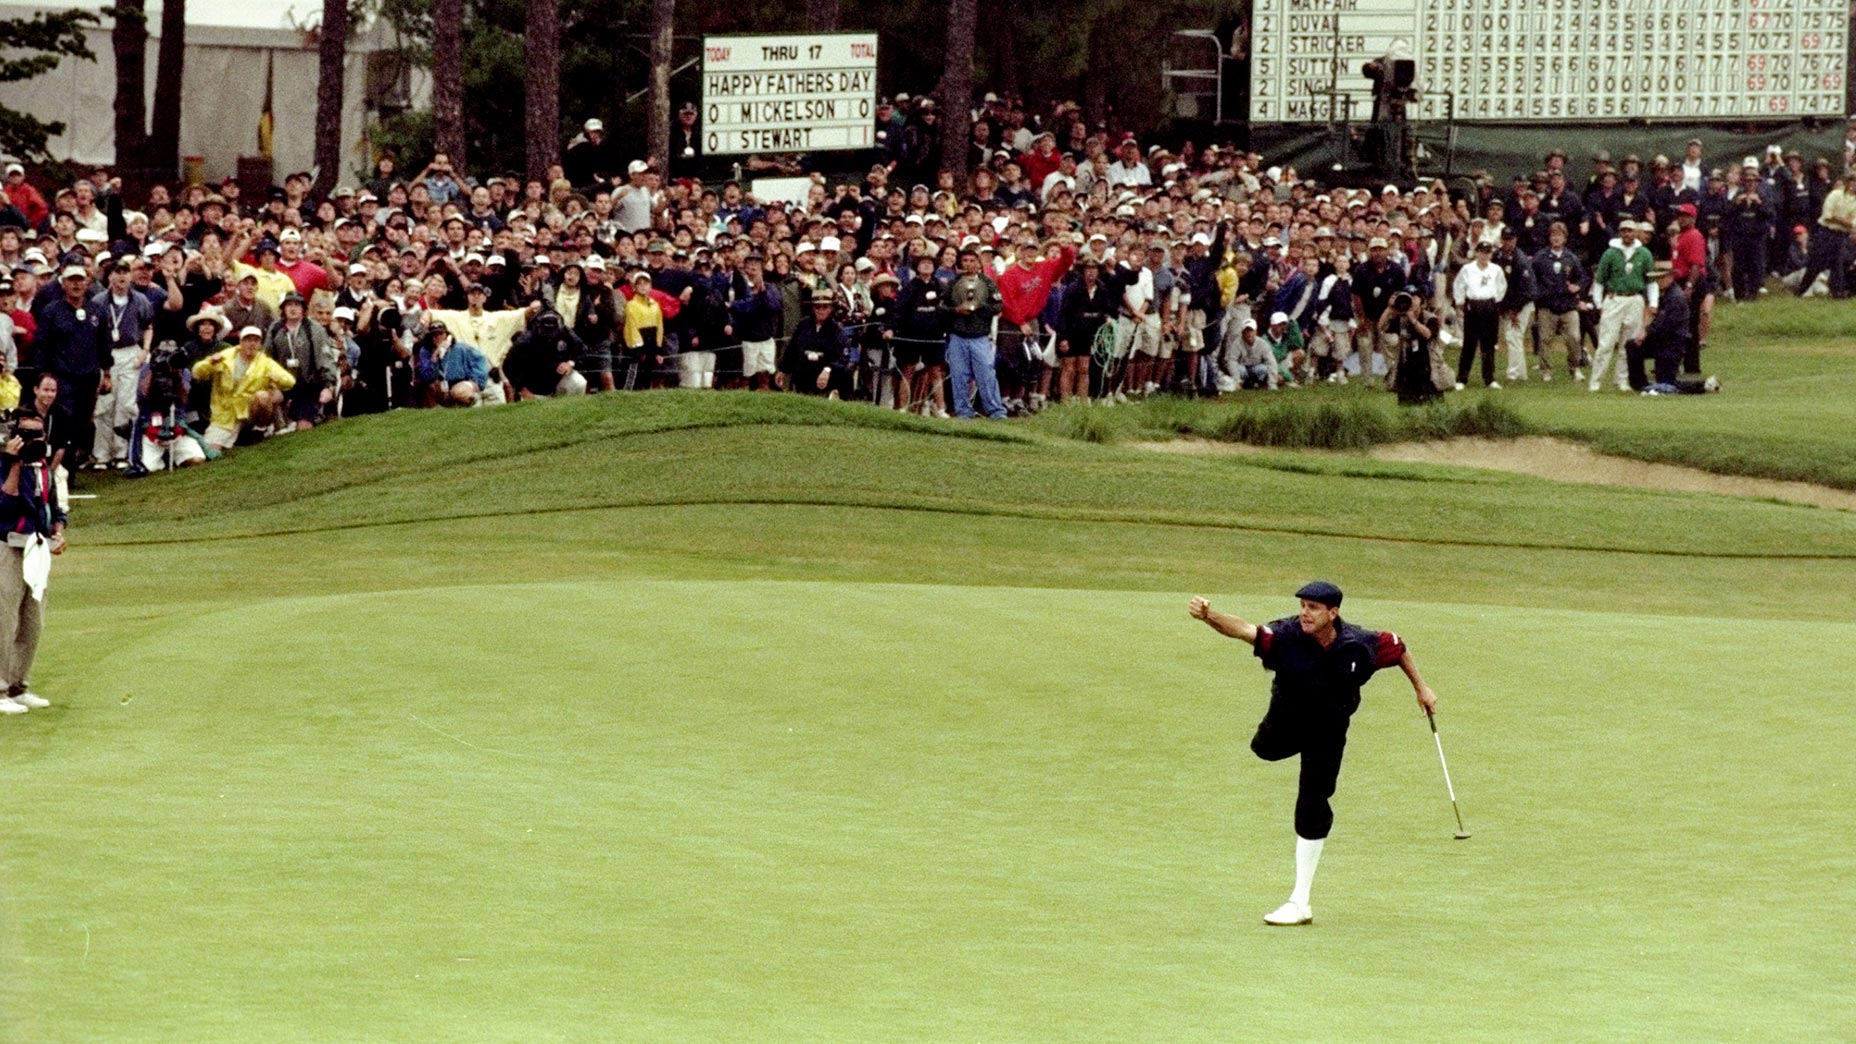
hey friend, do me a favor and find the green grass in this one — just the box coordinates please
[3,388,1855,1041]
[1026,298,1856,488]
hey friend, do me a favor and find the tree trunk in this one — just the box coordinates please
[432,0,466,170]
[524,0,560,183]
[111,0,148,172]
[311,0,349,199]
[147,0,184,180]
[804,0,838,31]
[992,13,1018,102]
[1082,18,1111,128]
[939,0,976,190]
[646,0,674,178]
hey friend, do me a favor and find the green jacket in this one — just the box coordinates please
[1262,322,1304,377]
[1593,244,1653,297]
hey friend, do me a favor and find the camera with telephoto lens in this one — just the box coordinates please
[6,412,48,464]
[1390,292,1413,312]
[143,341,190,412]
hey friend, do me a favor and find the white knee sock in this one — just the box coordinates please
[1290,836,1324,907]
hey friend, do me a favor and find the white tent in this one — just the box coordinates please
[2,3,430,182]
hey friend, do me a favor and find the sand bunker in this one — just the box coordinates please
[1138,437,1856,512]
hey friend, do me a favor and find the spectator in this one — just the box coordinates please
[88,261,157,469]
[941,247,1005,419]
[619,269,665,391]
[1494,228,1536,383]
[33,267,109,470]
[1531,223,1588,382]
[729,253,782,392]
[503,311,587,399]
[1453,240,1504,389]
[893,253,948,416]
[1229,318,1274,388]
[781,290,851,396]
[3,165,48,229]
[1589,221,1655,393]
[264,294,339,431]
[564,118,619,190]
[192,326,295,450]
[1795,171,1856,300]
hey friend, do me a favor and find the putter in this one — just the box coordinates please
[1426,709,1471,840]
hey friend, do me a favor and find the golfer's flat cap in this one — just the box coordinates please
[1295,580,1343,607]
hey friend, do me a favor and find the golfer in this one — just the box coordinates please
[1189,581,1437,925]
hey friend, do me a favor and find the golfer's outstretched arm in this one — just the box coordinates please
[1398,650,1439,713]
[1187,597,1259,644]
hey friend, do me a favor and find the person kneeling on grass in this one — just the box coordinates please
[503,311,588,400]
[265,294,339,432]
[781,290,852,396]
[1261,311,1305,388]
[1628,262,1721,397]
[414,321,496,407]
[1229,319,1276,389]
[1188,581,1438,926]
[192,326,296,452]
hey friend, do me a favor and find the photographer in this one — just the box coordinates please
[346,297,410,415]
[1381,290,1442,405]
[503,311,587,399]
[126,340,205,476]
[0,404,66,714]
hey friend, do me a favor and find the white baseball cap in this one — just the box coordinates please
[331,306,356,323]
[3,162,22,176]
[348,262,369,275]
[627,160,649,175]
[585,118,604,133]
[819,236,841,252]
[279,228,303,242]
[583,255,606,271]
[1269,311,1289,326]
[238,325,264,340]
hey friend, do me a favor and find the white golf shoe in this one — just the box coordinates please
[1263,901,1313,926]
[14,692,47,709]
[0,697,26,715]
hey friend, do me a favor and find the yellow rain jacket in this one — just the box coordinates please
[192,347,297,428]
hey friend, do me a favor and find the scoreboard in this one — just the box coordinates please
[1249,0,1848,124]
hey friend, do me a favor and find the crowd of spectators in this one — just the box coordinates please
[5,94,1847,475]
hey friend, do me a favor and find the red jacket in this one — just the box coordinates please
[997,246,1075,327]
[1018,149,1063,191]
[6,182,49,229]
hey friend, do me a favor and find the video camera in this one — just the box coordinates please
[6,412,48,464]
[144,340,190,410]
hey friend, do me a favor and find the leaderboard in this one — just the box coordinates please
[702,33,878,154]
[1250,0,1847,124]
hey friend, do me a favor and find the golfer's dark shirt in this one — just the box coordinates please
[1254,617,1405,723]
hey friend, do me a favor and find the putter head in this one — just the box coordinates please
[1454,831,1472,840]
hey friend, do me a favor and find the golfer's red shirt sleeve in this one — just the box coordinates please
[1373,631,1406,668]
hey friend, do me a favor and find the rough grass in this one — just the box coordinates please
[1032,396,1529,450]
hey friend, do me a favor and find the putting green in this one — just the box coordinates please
[3,579,1847,1041]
